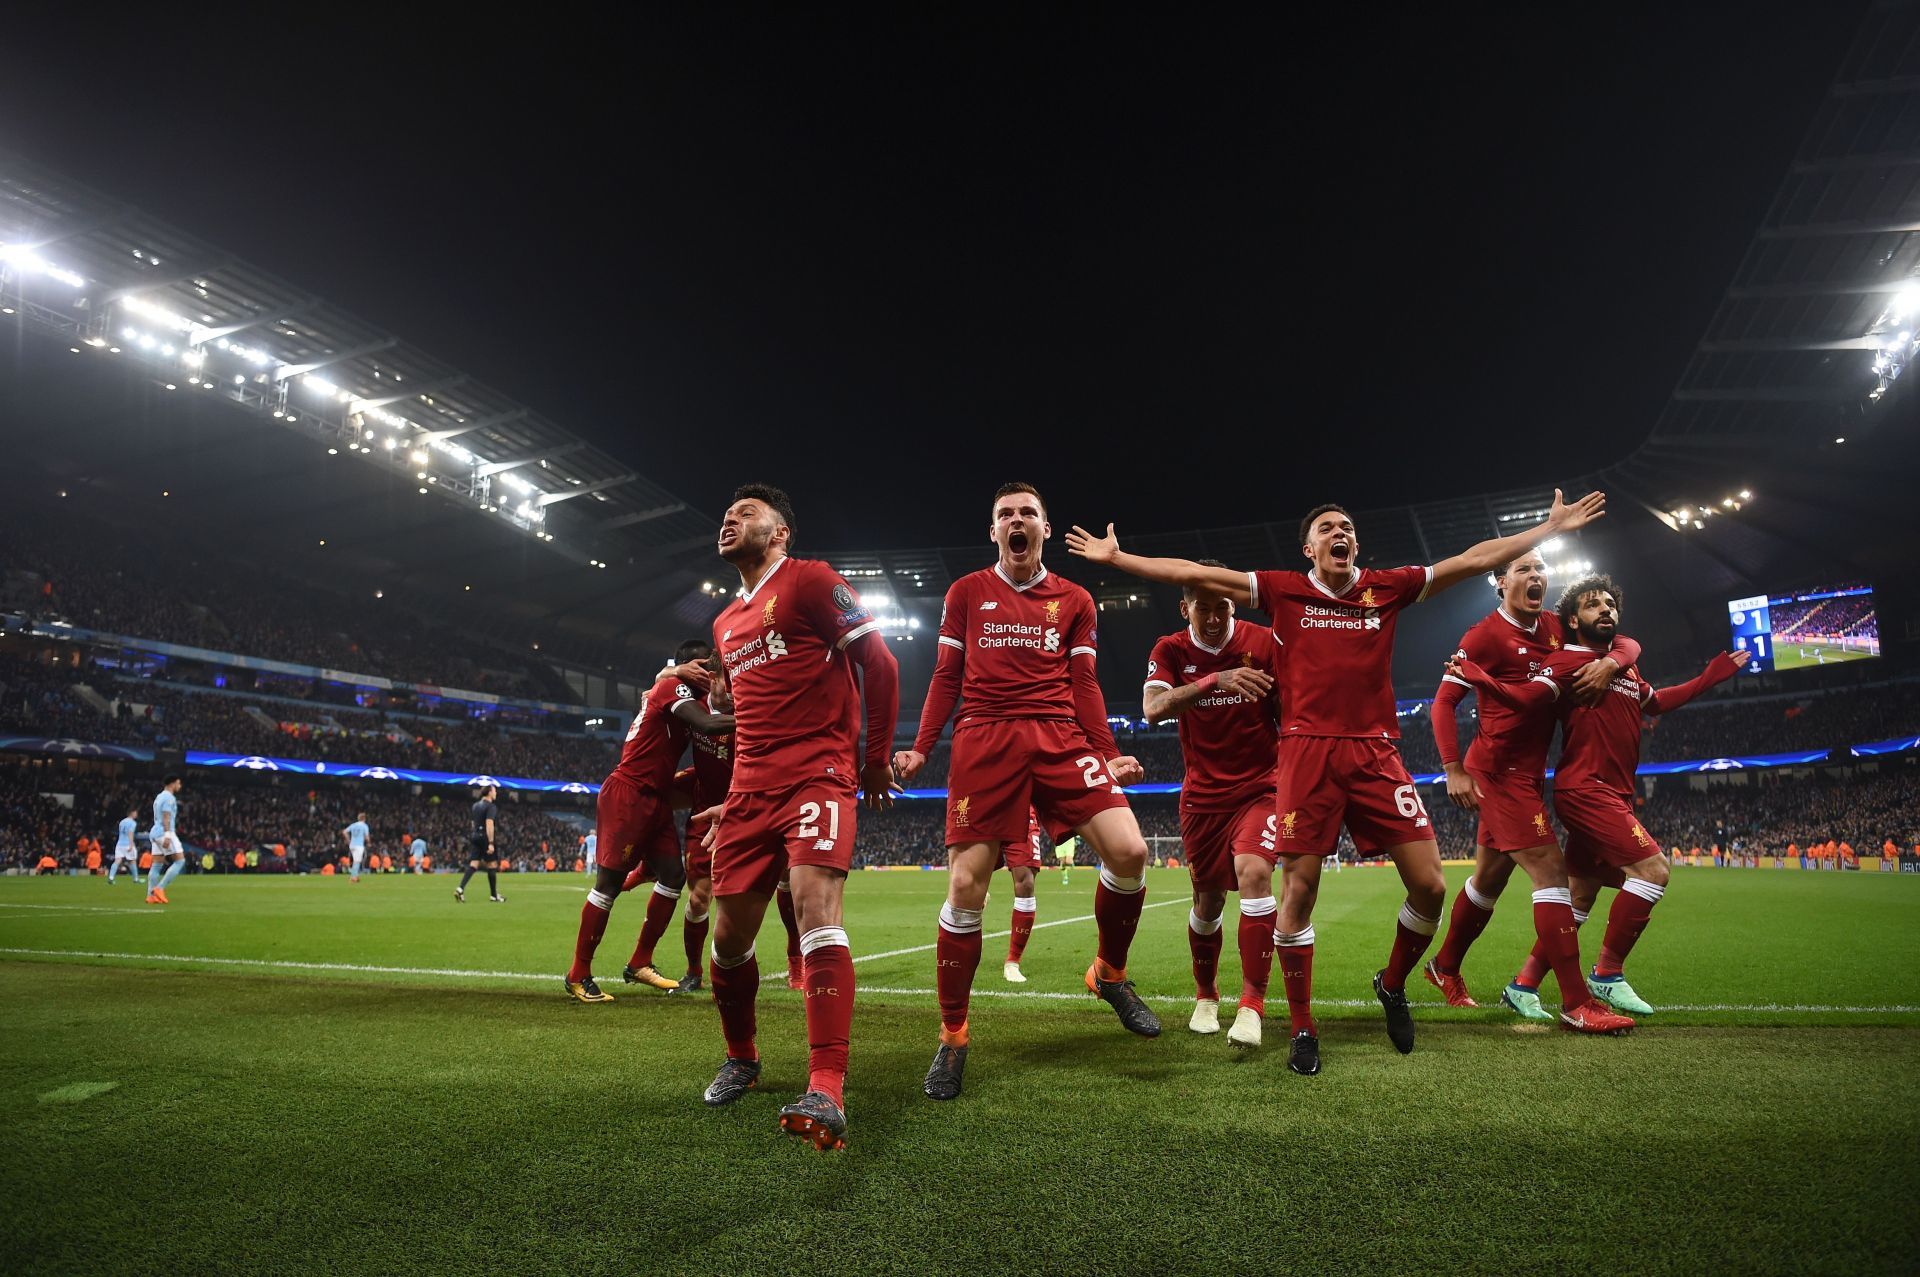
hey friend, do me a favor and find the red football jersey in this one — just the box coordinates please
[935,564,1100,727]
[1532,643,1653,795]
[611,675,696,792]
[713,556,878,794]
[1143,618,1283,811]
[687,691,735,808]
[1442,608,1568,776]
[1249,565,1431,739]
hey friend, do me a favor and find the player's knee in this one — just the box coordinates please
[1105,839,1148,878]
[1192,889,1226,921]
[1642,856,1671,889]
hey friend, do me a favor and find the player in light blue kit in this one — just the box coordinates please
[582,832,597,875]
[341,812,371,883]
[146,776,186,905]
[108,805,140,884]
[409,835,428,874]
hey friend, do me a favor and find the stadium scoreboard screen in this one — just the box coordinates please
[1727,584,1879,674]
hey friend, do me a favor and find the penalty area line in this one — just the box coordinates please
[0,948,1914,1014]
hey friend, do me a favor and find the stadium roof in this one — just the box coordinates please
[0,152,725,675]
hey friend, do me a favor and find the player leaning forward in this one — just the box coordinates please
[897,482,1154,1104]
[1068,488,1605,1074]
[697,484,900,1152]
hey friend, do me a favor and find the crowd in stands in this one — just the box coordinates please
[1774,595,1876,643]
[2,516,575,702]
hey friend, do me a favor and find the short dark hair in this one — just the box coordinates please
[732,483,796,551]
[674,638,713,665]
[1557,574,1622,634]
[1183,558,1229,601]
[1298,503,1353,547]
[162,773,182,786]
[992,482,1046,517]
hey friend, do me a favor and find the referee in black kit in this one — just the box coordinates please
[456,783,506,903]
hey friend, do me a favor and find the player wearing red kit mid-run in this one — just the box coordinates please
[1451,574,1747,1020]
[999,808,1050,984]
[1068,488,1605,1075]
[897,482,1154,1104]
[696,484,901,1153]
[564,639,735,1004]
[1141,561,1285,1049]
[1421,550,1640,1033]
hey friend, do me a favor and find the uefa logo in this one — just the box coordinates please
[230,756,280,771]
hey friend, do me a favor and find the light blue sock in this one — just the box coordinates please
[156,858,186,894]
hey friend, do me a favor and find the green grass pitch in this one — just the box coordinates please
[1770,642,1876,670]
[3,866,1917,1275]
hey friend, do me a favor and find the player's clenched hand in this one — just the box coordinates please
[860,762,901,811]
[1065,523,1120,564]
[892,749,926,783]
[1107,756,1144,786]
[1214,666,1274,699]
[1544,487,1606,533]
[1443,762,1482,812]
[1570,656,1618,705]
[1445,655,1492,690]
[667,662,714,690]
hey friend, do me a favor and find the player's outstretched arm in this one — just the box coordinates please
[1066,524,1253,606]
[1143,666,1273,724]
[899,631,964,783]
[1428,488,1606,596]
[1429,676,1482,811]
[1447,656,1554,711]
[670,699,736,737]
[1646,650,1748,715]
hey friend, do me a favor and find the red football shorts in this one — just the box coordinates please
[1554,784,1659,881]
[710,775,859,898]
[1273,736,1432,857]
[1469,766,1557,854]
[595,773,681,874]
[1180,793,1279,891]
[946,719,1129,847]
[685,815,714,882]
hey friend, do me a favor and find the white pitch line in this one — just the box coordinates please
[0,902,166,915]
[851,897,1184,964]
[0,948,1914,1014]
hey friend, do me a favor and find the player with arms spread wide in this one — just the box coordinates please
[1422,551,1640,1031]
[698,484,901,1151]
[898,482,1153,1104]
[1449,574,1747,1017]
[563,640,734,1002]
[1141,561,1286,1048]
[1069,488,1604,1074]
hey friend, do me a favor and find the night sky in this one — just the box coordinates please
[0,6,1867,550]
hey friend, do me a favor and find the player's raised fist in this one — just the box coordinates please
[1108,755,1144,786]
[1545,487,1606,533]
[892,749,926,782]
[1066,523,1119,563]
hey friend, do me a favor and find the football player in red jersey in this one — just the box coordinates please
[999,808,1048,983]
[1421,551,1640,1031]
[1068,488,1604,1074]
[564,640,734,1004]
[696,484,900,1151]
[897,482,1153,1103]
[1450,574,1746,1019]
[1141,562,1285,1048]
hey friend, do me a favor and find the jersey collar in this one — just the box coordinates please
[1188,616,1235,655]
[736,554,788,604]
[1307,568,1358,599]
[1565,643,1598,653]
[993,562,1049,592]
[1495,607,1539,634]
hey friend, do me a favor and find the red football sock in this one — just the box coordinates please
[1515,904,1586,989]
[1433,879,1497,974]
[1275,926,1316,1034]
[1007,899,1036,962]
[628,884,680,969]
[1381,901,1440,993]
[800,930,855,1107]
[682,908,710,977]
[567,889,614,983]
[1188,912,1224,1001]
[776,887,801,962]
[1237,898,1277,1014]
[1595,882,1662,977]
[1093,871,1146,972]
[1530,889,1589,1010]
[936,905,984,1040]
[710,950,760,1061]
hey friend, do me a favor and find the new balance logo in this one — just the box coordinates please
[812,839,835,851]
[978,601,999,611]
[1183,665,1197,673]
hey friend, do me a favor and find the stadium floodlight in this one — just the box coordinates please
[327,448,338,455]
[418,487,428,495]
[1538,536,1564,555]
[410,449,427,465]
[1836,436,1846,444]
[0,245,86,288]
[85,336,106,347]
[1740,490,1752,501]
[383,437,397,450]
